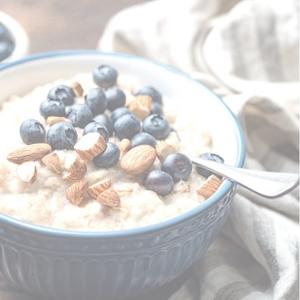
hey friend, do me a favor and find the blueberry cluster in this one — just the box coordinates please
[0,23,15,62]
[19,64,223,197]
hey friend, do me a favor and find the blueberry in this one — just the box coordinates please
[135,86,163,105]
[83,122,109,142]
[93,142,120,168]
[48,85,75,106]
[144,170,174,196]
[47,122,78,150]
[151,102,163,115]
[92,65,118,89]
[143,114,170,140]
[66,104,93,128]
[94,114,113,136]
[40,100,65,118]
[110,107,132,124]
[105,87,126,111]
[131,132,156,148]
[196,153,224,178]
[85,88,107,115]
[0,40,13,61]
[114,114,141,140]
[162,153,192,182]
[20,119,46,144]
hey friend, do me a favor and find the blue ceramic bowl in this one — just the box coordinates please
[0,51,245,299]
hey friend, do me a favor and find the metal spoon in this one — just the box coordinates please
[190,156,299,198]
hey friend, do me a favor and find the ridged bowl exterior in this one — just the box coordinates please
[0,186,236,299]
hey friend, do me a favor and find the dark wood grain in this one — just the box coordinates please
[0,0,142,53]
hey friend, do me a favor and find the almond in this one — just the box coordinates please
[7,143,52,164]
[74,133,106,161]
[87,178,112,199]
[197,175,222,199]
[96,188,120,208]
[46,116,70,126]
[156,141,177,161]
[65,179,88,206]
[41,151,62,174]
[71,81,84,97]
[118,139,131,157]
[17,161,37,184]
[120,145,156,175]
[128,95,152,120]
[63,152,87,181]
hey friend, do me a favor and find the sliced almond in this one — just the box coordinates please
[17,161,37,184]
[128,95,152,120]
[96,188,120,208]
[41,151,62,174]
[120,145,156,175]
[65,179,88,206]
[156,141,177,161]
[118,139,131,157]
[46,116,70,126]
[196,175,222,199]
[87,178,112,199]
[7,143,52,165]
[63,152,87,181]
[71,81,84,97]
[114,185,133,196]
[74,133,106,161]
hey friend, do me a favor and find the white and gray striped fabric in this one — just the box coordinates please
[99,0,299,299]
[0,0,298,299]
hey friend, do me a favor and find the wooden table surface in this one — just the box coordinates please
[0,0,142,53]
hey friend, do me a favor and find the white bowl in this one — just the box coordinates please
[0,11,29,63]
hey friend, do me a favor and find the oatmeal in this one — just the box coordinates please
[0,65,222,231]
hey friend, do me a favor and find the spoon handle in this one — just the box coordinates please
[191,157,299,198]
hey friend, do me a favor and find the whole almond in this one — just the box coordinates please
[65,179,88,206]
[7,143,52,164]
[74,133,106,161]
[87,178,112,199]
[17,161,37,184]
[96,188,120,208]
[46,116,70,126]
[41,151,62,174]
[120,145,156,175]
[128,95,152,120]
[63,152,87,181]
[197,175,222,199]
[71,81,84,97]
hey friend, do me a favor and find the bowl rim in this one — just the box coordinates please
[0,50,246,238]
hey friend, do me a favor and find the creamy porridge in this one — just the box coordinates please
[0,65,223,231]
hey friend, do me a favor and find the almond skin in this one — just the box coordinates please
[63,153,87,181]
[17,161,37,184]
[46,116,70,126]
[7,143,52,164]
[96,188,120,208]
[118,139,131,157]
[197,175,222,198]
[65,179,88,206]
[74,133,106,161]
[41,151,62,174]
[120,145,156,175]
[128,95,152,120]
[71,81,84,97]
[87,178,112,199]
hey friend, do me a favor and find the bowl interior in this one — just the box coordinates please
[0,51,245,236]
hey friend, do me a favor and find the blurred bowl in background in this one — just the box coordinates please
[0,11,29,63]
